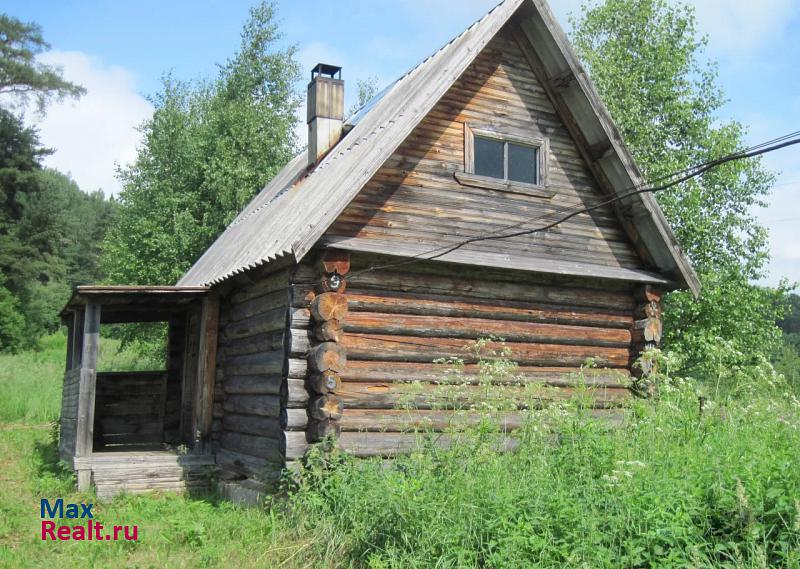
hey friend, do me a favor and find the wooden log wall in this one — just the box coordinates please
[214,266,296,482]
[631,285,663,380]
[305,252,350,447]
[93,372,169,448]
[59,368,80,460]
[326,28,647,275]
[299,251,636,458]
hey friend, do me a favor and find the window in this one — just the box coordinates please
[474,136,538,184]
[457,124,553,199]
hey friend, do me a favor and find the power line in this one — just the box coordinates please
[349,132,800,277]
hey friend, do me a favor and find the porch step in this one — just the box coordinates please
[85,452,216,499]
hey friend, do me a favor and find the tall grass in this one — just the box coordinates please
[0,331,162,423]
[0,333,66,423]
[283,363,800,568]
[1,338,798,567]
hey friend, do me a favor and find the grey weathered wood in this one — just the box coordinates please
[221,431,282,462]
[75,303,100,461]
[223,394,281,418]
[178,0,526,286]
[193,292,219,450]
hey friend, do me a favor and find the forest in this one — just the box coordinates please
[0,1,799,567]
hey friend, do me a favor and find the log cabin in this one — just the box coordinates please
[58,0,698,500]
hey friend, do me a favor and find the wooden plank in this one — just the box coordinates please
[75,303,100,461]
[194,292,219,450]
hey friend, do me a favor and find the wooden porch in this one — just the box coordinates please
[59,286,219,498]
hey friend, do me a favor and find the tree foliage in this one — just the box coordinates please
[102,2,301,286]
[0,13,85,112]
[0,109,116,350]
[570,0,790,378]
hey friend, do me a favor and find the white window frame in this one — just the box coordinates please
[456,123,553,199]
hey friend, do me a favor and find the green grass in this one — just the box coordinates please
[0,333,66,423]
[0,332,163,423]
[1,337,799,568]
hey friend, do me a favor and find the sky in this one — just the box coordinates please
[4,0,799,286]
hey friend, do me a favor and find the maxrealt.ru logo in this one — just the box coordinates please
[40,499,138,541]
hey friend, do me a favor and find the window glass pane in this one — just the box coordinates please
[474,136,504,179]
[508,143,538,184]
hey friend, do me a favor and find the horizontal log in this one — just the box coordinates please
[215,449,284,480]
[223,330,285,357]
[307,371,341,395]
[338,432,518,458]
[344,312,631,347]
[315,319,344,342]
[634,301,661,320]
[284,431,309,460]
[225,350,285,376]
[307,419,341,442]
[223,413,283,438]
[340,409,528,432]
[223,395,281,418]
[633,317,662,344]
[289,306,312,327]
[285,378,309,407]
[337,381,630,410]
[228,290,288,322]
[287,328,312,356]
[311,292,349,322]
[342,334,631,367]
[281,408,309,430]
[229,270,290,305]
[321,250,351,275]
[224,307,287,340]
[345,289,633,329]
[288,358,307,379]
[318,273,347,294]
[309,395,344,421]
[308,342,347,372]
[221,431,283,462]
[346,266,635,311]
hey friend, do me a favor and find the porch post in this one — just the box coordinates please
[193,291,219,452]
[75,302,101,490]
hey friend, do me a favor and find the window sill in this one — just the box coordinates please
[454,171,555,199]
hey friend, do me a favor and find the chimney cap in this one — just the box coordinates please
[311,63,342,81]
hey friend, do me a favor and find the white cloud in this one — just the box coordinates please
[27,51,153,196]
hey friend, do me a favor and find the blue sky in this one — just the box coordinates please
[4,0,799,285]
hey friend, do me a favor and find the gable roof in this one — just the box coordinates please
[179,0,699,296]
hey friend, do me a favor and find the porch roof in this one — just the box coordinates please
[60,285,209,324]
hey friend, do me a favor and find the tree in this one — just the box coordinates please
[570,0,790,378]
[103,1,301,287]
[0,272,24,352]
[0,13,85,112]
[0,108,116,349]
[346,76,379,119]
